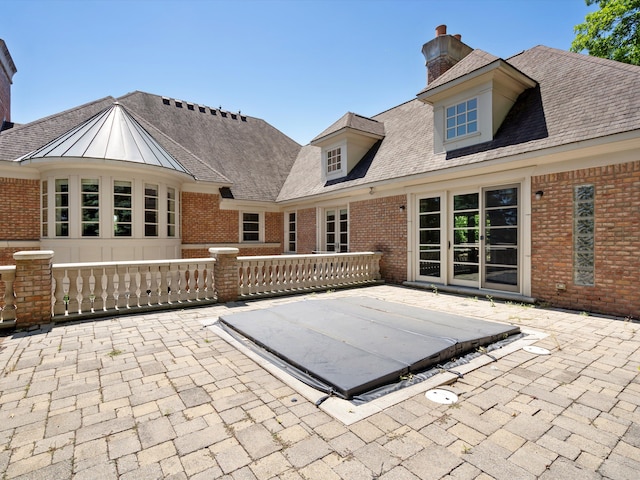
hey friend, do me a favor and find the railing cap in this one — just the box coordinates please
[14,250,55,261]
[209,247,239,256]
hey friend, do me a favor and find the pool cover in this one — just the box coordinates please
[219,296,520,400]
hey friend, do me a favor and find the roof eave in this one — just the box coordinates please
[310,126,385,147]
[417,59,537,104]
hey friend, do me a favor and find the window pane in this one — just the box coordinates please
[420,262,440,277]
[485,266,517,285]
[467,98,477,109]
[467,122,477,133]
[420,230,440,245]
[82,224,100,237]
[454,193,478,210]
[486,247,518,265]
[456,103,466,114]
[486,208,518,226]
[420,197,440,213]
[420,213,440,229]
[446,106,455,117]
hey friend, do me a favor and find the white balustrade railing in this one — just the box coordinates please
[52,258,216,318]
[238,252,382,297]
[0,266,16,323]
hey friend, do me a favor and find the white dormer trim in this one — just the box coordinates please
[323,140,348,182]
[419,59,537,154]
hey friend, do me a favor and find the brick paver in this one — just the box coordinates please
[0,285,639,479]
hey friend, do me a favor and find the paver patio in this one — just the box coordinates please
[0,285,638,479]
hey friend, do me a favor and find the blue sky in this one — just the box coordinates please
[4,0,594,145]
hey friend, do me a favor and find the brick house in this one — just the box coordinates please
[1,26,639,318]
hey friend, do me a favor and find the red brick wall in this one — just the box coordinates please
[532,161,640,318]
[181,192,237,244]
[265,211,283,244]
[350,195,407,284]
[0,178,40,265]
[296,208,317,254]
[180,191,283,258]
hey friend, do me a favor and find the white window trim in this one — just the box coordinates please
[322,140,347,182]
[285,210,297,253]
[240,211,264,243]
[322,206,349,253]
[41,174,179,240]
[444,97,479,142]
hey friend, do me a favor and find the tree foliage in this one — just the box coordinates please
[571,0,640,65]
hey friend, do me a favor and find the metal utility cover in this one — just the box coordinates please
[219,296,519,399]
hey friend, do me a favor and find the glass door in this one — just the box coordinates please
[451,193,480,286]
[417,196,442,280]
[483,187,519,290]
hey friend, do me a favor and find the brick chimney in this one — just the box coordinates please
[0,39,18,125]
[422,25,472,85]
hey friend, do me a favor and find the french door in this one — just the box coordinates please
[417,185,520,292]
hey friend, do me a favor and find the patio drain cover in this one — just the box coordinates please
[219,296,520,400]
[425,389,459,404]
[523,345,550,355]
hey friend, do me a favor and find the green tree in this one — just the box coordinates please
[571,0,640,65]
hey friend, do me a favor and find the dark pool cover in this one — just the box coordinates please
[219,296,520,399]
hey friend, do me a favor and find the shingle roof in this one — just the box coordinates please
[311,112,385,144]
[0,91,301,201]
[278,46,640,202]
[419,49,500,93]
[117,92,301,201]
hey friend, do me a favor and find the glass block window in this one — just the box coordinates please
[55,179,69,237]
[114,180,132,237]
[81,179,100,237]
[327,147,342,173]
[41,180,48,237]
[144,184,159,237]
[167,187,176,237]
[446,98,478,140]
[574,185,595,286]
[242,213,260,242]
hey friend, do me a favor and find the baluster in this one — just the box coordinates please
[124,268,131,308]
[178,265,187,302]
[101,268,108,311]
[88,268,96,313]
[113,270,121,310]
[193,264,201,301]
[62,270,71,316]
[154,267,163,305]
[240,262,248,296]
[145,269,152,306]
[185,265,193,301]
[134,268,142,307]
[75,269,84,314]
[201,265,210,299]
[166,267,175,303]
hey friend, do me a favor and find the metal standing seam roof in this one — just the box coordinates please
[18,102,188,174]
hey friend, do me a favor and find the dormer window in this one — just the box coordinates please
[446,98,477,140]
[311,112,384,182]
[327,147,342,174]
[322,140,347,181]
